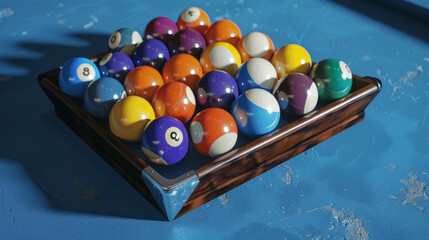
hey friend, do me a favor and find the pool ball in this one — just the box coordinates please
[190,108,238,157]
[236,32,275,62]
[197,70,239,110]
[177,7,211,35]
[109,95,155,142]
[205,19,242,46]
[309,59,353,101]
[59,57,100,98]
[272,73,318,115]
[144,17,178,44]
[83,77,127,118]
[231,88,280,136]
[235,57,278,93]
[108,28,143,56]
[152,81,196,123]
[98,52,134,83]
[124,66,164,102]
[141,116,189,165]
[199,42,241,76]
[133,39,170,72]
[162,53,203,92]
[168,29,206,59]
[271,44,312,78]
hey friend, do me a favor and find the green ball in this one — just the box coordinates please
[309,59,353,101]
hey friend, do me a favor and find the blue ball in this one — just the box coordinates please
[83,77,126,118]
[231,88,280,136]
[234,58,278,94]
[98,52,134,83]
[59,57,100,98]
[132,39,170,72]
[108,28,143,55]
[197,70,239,110]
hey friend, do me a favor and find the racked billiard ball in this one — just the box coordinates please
[197,70,238,110]
[124,66,164,102]
[199,42,241,76]
[133,39,170,73]
[168,29,206,59]
[59,57,100,98]
[98,52,134,83]
[144,17,178,44]
[177,7,211,35]
[235,57,277,94]
[236,32,275,62]
[205,19,242,46]
[162,53,203,92]
[108,28,143,56]
[271,44,312,78]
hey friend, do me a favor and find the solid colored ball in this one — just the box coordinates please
[133,39,170,72]
[235,57,278,94]
[162,53,203,91]
[98,52,134,83]
[108,28,143,56]
[59,57,101,98]
[231,88,280,136]
[144,17,178,44]
[236,32,275,62]
[272,73,318,115]
[141,116,189,165]
[271,44,312,78]
[168,29,206,59]
[197,70,239,110]
[83,77,127,118]
[109,96,155,142]
[199,42,241,76]
[124,66,164,102]
[190,108,238,157]
[205,19,242,46]
[177,7,211,35]
[309,59,353,101]
[152,81,196,123]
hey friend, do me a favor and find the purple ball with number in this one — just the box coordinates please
[144,17,178,44]
[98,52,134,83]
[133,39,170,73]
[272,73,319,115]
[197,70,239,110]
[168,29,206,59]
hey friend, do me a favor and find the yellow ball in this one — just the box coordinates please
[271,44,312,78]
[109,95,155,142]
[199,42,242,76]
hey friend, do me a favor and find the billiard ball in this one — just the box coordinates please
[83,77,127,118]
[271,44,312,78]
[272,73,318,115]
[98,52,134,83]
[205,19,242,46]
[236,32,275,62]
[144,17,178,44]
[190,108,238,157]
[109,95,155,142]
[177,7,211,35]
[152,81,196,123]
[141,116,189,165]
[231,88,280,136]
[162,53,203,91]
[199,42,241,76]
[132,39,170,72]
[309,59,353,101]
[235,57,278,93]
[197,70,239,110]
[59,57,101,98]
[108,28,143,56]
[168,29,206,59]
[124,66,164,102]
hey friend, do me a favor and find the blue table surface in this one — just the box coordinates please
[1,0,429,239]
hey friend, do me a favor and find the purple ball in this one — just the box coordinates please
[144,17,178,44]
[132,39,170,72]
[197,70,239,110]
[168,29,207,59]
[140,116,189,165]
[98,52,134,83]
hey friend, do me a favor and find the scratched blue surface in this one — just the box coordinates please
[1,0,429,239]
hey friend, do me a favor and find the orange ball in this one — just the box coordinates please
[236,32,275,62]
[205,19,242,46]
[162,53,203,92]
[177,7,211,35]
[124,66,164,102]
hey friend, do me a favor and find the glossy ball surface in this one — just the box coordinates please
[205,19,242,46]
[271,44,312,78]
[59,57,100,98]
[109,96,155,142]
[162,53,203,91]
[197,70,239,110]
[235,57,277,93]
[133,39,170,72]
[141,116,189,165]
[199,42,241,76]
[108,28,143,56]
[124,66,164,102]
[309,59,353,101]
[98,52,134,83]
[272,73,318,115]
[190,108,238,157]
[144,17,178,44]
[177,7,211,35]
[236,32,275,62]
[231,88,280,136]
[84,77,126,118]
[168,29,206,59]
